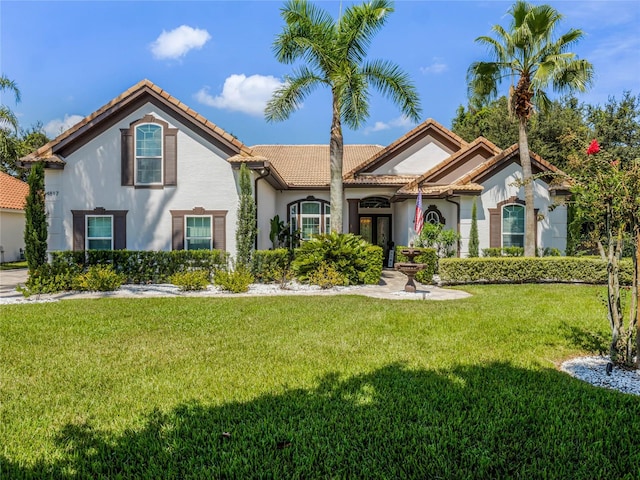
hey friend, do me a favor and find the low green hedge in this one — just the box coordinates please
[251,249,292,283]
[439,257,633,285]
[394,247,438,284]
[50,250,228,284]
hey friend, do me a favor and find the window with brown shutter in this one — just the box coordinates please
[71,208,127,251]
[170,208,228,251]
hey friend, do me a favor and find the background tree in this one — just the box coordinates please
[467,0,593,256]
[24,161,48,273]
[266,0,421,233]
[1,125,49,181]
[468,200,479,257]
[0,74,21,131]
[236,163,257,269]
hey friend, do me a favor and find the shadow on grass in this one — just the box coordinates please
[561,322,609,355]
[3,363,639,479]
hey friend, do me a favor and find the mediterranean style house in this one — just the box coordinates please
[20,80,570,263]
[0,171,29,263]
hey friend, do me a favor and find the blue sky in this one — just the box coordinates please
[2,0,639,146]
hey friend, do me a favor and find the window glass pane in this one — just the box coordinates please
[136,157,162,184]
[502,205,525,248]
[187,238,211,250]
[301,217,320,240]
[324,204,330,215]
[325,215,330,234]
[186,217,211,237]
[360,217,373,243]
[301,202,320,214]
[136,124,162,157]
[503,234,524,248]
[88,239,112,250]
[88,216,112,237]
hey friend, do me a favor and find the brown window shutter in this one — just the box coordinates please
[72,211,85,251]
[121,129,134,186]
[213,214,226,250]
[171,213,184,250]
[489,207,501,248]
[347,199,360,235]
[113,212,127,249]
[164,128,178,186]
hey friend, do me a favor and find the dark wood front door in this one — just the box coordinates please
[359,215,392,264]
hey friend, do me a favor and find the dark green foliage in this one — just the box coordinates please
[439,257,633,285]
[50,250,228,284]
[23,161,47,272]
[251,249,292,283]
[236,164,257,268]
[19,262,81,296]
[468,200,479,257]
[394,246,438,284]
[308,262,347,288]
[170,270,210,291]
[482,247,525,257]
[213,267,254,293]
[292,233,383,285]
[74,265,125,292]
[361,245,384,285]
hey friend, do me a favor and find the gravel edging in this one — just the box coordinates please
[561,356,640,396]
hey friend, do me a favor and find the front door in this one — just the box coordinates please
[359,215,392,265]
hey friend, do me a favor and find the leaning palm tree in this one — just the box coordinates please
[265,0,421,233]
[0,74,21,131]
[467,1,593,256]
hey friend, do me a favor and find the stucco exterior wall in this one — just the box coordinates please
[371,136,452,175]
[0,210,25,262]
[45,104,240,255]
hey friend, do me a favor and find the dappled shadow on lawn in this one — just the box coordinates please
[3,363,640,479]
[560,321,609,356]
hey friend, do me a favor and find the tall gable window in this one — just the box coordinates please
[136,124,163,185]
[121,115,178,188]
[289,198,330,240]
[502,204,525,247]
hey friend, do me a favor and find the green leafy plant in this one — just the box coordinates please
[214,267,254,293]
[468,200,479,257]
[308,262,347,289]
[74,264,125,292]
[236,163,257,268]
[417,223,459,258]
[24,161,47,273]
[18,262,81,296]
[170,270,210,291]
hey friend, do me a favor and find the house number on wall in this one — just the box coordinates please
[45,191,59,197]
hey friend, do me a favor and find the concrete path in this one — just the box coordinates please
[0,268,470,302]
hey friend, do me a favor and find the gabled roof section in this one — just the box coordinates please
[344,118,468,179]
[398,137,501,194]
[20,79,253,166]
[0,172,28,211]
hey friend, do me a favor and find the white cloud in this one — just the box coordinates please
[195,74,284,116]
[364,115,413,135]
[43,114,84,138]
[420,58,448,75]
[150,25,211,60]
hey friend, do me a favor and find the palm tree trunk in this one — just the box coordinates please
[329,90,344,233]
[518,117,536,257]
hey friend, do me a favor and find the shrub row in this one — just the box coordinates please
[438,257,634,285]
[394,246,438,284]
[51,250,229,284]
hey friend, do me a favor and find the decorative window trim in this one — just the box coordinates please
[359,196,391,209]
[423,205,445,225]
[121,115,178,188]
[287,197,330,240]
[71,208,127,251]
[488,197,537,249]
[170,207,227,251]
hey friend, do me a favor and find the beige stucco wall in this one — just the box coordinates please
[0,210,25,262]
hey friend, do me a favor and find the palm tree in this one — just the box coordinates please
[467,1,593,256]
[265,0,421,233]
[0,75,21,131]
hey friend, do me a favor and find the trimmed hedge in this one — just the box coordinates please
[439,257,633,285]
[251,249,292,283]
[50,250,228,284]
[394,247,438,284]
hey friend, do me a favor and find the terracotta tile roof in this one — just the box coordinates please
[344,118,468,179]
[0,172,28,210]
[397,182,485,196]
[247,145,384,187]
[21,79,253,165]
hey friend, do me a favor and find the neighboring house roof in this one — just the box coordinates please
[0,172,28,211]
[20,79,253,167]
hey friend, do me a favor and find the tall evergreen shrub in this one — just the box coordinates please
[468,200,479,257]
[24,161,47,272]
[235,163,257,268]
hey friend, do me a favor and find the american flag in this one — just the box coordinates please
[414,187,424,234]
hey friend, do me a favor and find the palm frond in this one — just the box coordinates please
[341,69,370,129]
[339,0,393,65]
[264,67,325,122]
[0,106,19,131]
[0,75,21,103]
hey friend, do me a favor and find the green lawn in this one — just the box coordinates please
[0,260,27,270]
[1,285,639,478]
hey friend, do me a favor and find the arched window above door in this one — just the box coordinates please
[423,205,445,225]
[359,197,390,209]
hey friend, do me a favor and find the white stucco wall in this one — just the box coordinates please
[45,104,241,255]
[371,137,452,175]
[0,210,25,262]
[256,179,277,250]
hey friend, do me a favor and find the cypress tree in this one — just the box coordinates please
[468,199,479,257]
[24,161,47,272]
[235,163,257,268]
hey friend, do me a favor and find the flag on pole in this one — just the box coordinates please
[414,187,424,234]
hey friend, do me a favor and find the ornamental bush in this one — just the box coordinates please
[292,233,382,285]
[74,265,125,292]
[251,249,292,283]
[170,270,211,291]
[438,257,633,285]
[214,267,254,293]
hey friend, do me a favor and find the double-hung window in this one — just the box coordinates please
[289,199,330,240]
[86,215,113,250]
[135,124,163,185]
[185,216,212,250]
[502,204,525,247]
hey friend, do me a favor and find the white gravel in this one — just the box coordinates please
[561,356,640,396]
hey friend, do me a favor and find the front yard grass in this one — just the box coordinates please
[1,284,639,478]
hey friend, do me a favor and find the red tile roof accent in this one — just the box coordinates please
[0,172,28,210]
